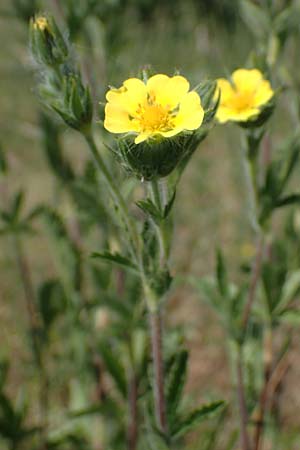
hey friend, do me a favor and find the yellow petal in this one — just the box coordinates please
[104,103,138,133]
[253,80,274,107]
[160,127,184,138]
[174,91,204,130]
[216,78,235,104]
[135,132,151,144]
[232,69,263,92]
[216,105,260,123]
[146,74,190,108]
[106,78,147,115]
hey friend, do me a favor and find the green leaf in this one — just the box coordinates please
[98,341,127,398]
[37,279,67,330]
[163,189,176,219]
[39,113,74,183]
[69,397,121,418]
[274,6,300,41]
[136,198,162,224]
[11,191,24,222]
[279,309,300,326]
[0,144,7,174]
[275,194,300,208]
[195,80,217,111]
[190,276,221,311]
[0,360,8,390]
[216,248,229,298]
[275,269,300,314]
[239,0,270,38]
[144,428,170,450]
[91,251,138,272]
[171,400,225,439]
[41,207,82,291]
[166,349,188,420]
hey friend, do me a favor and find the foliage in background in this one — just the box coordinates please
[1,1,300,450]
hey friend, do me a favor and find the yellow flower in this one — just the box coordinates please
[104,74,204,144]
[33,16,49,31]
[216,69,274,124]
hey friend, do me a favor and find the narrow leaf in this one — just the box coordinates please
[91,251,138,272]
[171,401,225,439]
[98,341,127,398]
[136,198,162,223]
[166,349,188,419]
[163,189,176,219]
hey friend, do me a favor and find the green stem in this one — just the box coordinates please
[149,179,170,266]
[236,347,251,450]
[236,143,266,450]
[243,153,261,234]
[83,131,140,261]
[253,323,273,450]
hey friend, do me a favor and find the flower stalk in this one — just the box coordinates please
[127,372,139,450]
[83,130,140,261]
[237,134,267,450]
[149,310,167,434]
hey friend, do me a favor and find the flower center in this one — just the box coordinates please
[135,94,174,133]
[231,90,254,111]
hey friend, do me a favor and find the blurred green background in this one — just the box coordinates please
[1,0,300,449]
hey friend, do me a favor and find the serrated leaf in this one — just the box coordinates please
[136,198,162,224]
[171,400,225,439]
[98,341,127,398]
[166,349,188,420]
[91,251,138,272]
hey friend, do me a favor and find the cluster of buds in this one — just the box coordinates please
[29,15,93,132]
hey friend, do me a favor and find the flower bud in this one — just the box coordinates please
[51,73,93,132]
[29,14,68,67]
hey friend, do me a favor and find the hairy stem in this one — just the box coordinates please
[127,373,139,450]
[237,145,266,450]
[149,311,167,434]
[84,131,140,261]
[253,327,273,450]
[242,235,265,331]
[148,179,170,266]
[236,349,251,450]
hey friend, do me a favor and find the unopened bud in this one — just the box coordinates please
[29,14,68,67]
